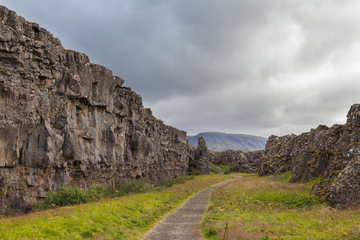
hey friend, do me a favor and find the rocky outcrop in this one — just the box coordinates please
[326,105,360,209]
[326,156,360,209]
[258,104,360,209]
[188,137,210,175]
[0,5,200,215]
[210,149,263,173]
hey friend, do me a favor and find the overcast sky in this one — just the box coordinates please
[3,0,360,137]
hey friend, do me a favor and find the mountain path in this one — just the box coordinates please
[141,178,236,240]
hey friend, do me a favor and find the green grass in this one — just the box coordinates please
[201,174,360,240]
[210,163,231,175]
[0,174,234,239]
[33,175,196,210]
[267,171,293,182]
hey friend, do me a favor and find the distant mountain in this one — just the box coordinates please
[188,132,267,152]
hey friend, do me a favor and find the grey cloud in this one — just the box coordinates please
[292,1,360,70]
[2,0,360,138]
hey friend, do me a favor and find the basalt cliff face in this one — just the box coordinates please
[210,149,263,173]
[188,137,210,175]
[258,104,360,209]
[208,104,360,209]
[0,6,197,215]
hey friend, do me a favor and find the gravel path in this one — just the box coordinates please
[141,180,232,240]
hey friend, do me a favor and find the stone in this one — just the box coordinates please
[326,158,360,209]
[210,149,263,173]
[0,5,204,215]
[6,189,32,214]
[188,137,210,175]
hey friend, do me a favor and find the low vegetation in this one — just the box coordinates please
[210,162,231,175]
[3,167,360,239]
[201,172,360,239]
[33,175,195,210]
[0,174,233,239]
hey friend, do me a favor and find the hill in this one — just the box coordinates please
[187,132,267,151]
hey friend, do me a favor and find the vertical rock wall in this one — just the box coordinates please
[207,104,360,209]
[258,104,360,209]
[210,149,263,173]
[0,5,196,215]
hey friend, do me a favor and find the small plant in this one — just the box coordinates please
[203,226,217,238]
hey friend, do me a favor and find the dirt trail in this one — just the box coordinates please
[141,179,233,240]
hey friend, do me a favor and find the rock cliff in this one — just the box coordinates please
[2,4,359,213]
[210,149,263,173]
[258,104,360,209]
[188,137,210,175]
[0,5,198,215]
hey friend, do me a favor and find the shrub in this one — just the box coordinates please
[33,175,195,211]
[210,163,222,174]
[219,165,231,175]
[223,166,231,175]
[203,226,218,237]
[33,184,105,210]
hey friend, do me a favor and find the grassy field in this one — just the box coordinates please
[201,173,360,240]
[0,174,233,240]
